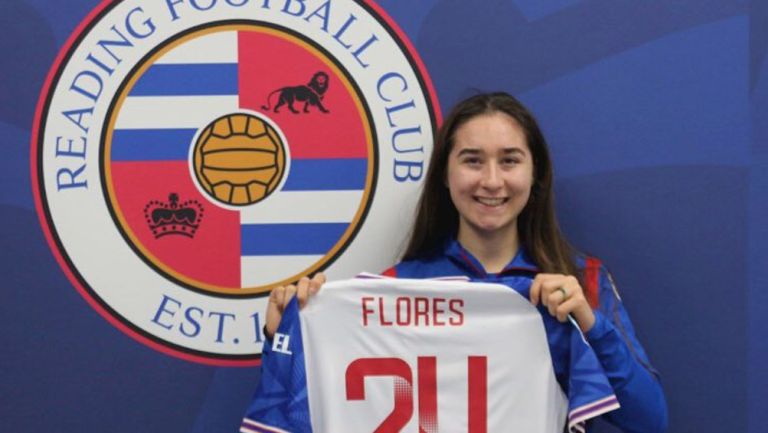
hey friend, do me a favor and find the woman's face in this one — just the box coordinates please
[446,112,534,242]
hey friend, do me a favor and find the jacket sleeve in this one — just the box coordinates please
[241,298,313,433]
[585,266,669,433]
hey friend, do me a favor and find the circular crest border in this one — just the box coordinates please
[31,0,441,366]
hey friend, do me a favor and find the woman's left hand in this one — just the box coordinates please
[530,274,595,333]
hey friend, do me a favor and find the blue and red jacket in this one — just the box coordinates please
[384,239,668,433]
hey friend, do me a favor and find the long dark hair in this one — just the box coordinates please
[402,92,578,277]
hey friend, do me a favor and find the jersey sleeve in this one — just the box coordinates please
[241,298,313,433]
[565,320,621,432]
[584,265,669,433]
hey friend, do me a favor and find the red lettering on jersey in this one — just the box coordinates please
[468,356,487,433]
[432,298,446,326]
[346,356,486,432]
[362,297,375,326]
[415,297,430,326]
[449,299,464,326]
[346,358,413,431]
[418,356,438,433]
[362,296,465,327]
[396,297,412,325]
[379,297,393,326]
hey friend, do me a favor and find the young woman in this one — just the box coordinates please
[264,92,668,432]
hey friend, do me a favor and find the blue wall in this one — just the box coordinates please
[1,1,763,432]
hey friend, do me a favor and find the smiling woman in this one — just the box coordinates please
[445,112,534,272]
[402,92,577,280]
[259,93,669,432]
[391,92,668,432]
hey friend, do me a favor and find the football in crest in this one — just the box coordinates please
[193,113,286,206]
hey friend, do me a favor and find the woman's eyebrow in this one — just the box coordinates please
[455,147,526,156]
[502,147,526,155]
[456,147,481,156]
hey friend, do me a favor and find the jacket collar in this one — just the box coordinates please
[444,238,539,277]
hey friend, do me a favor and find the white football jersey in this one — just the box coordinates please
[242,277,618,433]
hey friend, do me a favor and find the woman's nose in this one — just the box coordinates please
[481,163,503,189]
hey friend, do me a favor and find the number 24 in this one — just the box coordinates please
[345,356,487,433]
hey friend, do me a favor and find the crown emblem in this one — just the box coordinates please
[144,193,204,239]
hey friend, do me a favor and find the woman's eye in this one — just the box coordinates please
[462,157,481,165]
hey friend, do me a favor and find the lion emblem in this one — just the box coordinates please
[262,71,330,114]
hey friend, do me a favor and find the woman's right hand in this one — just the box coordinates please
[264,272,326,339]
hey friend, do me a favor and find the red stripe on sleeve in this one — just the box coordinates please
[382,266,397,277]
[584,257,601,309]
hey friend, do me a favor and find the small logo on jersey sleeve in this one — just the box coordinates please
[272,333,293,355]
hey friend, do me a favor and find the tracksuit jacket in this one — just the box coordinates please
[383,239,669,433]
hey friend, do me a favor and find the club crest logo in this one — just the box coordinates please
[32,0,439,365]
